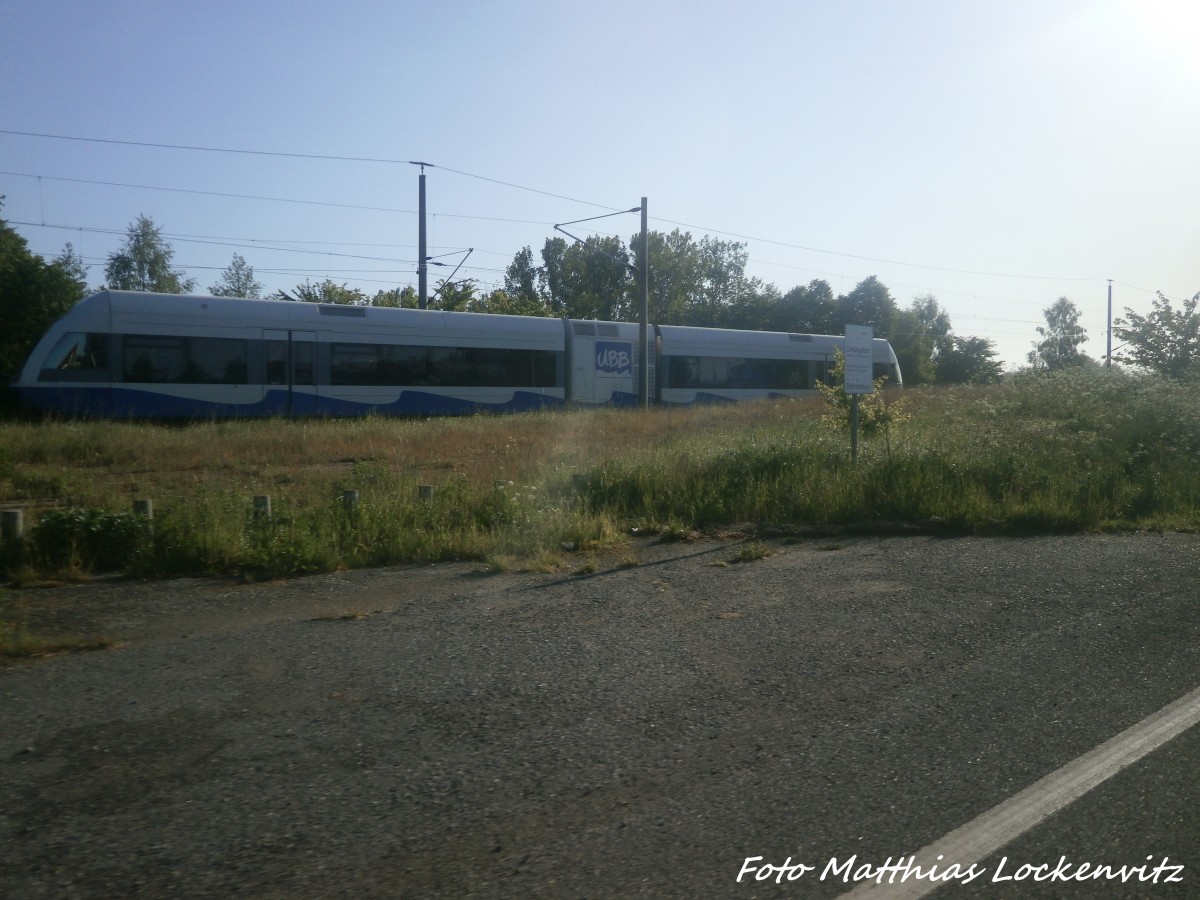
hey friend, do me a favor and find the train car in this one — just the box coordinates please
[656,324,900,405]
[15,290,900,418]
[16,291,572,417]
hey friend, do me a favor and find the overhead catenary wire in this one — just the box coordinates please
[4,127,1173,356]
[0,129,1108,285]
[8,219,505,275]
[650,213,1102,283]
[0,170,560,227]
[0,130,624,212]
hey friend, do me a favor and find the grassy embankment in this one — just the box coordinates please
[1,369,1198,591]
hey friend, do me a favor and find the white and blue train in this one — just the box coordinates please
[15,290,902,417]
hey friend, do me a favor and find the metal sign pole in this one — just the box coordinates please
[844,324,874,464]
[851,394,859,463]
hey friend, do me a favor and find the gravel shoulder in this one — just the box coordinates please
[2,533,1199,898]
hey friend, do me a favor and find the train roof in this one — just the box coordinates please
[51,292,899,354]
[78,290,567,338]
[655,324,896,357]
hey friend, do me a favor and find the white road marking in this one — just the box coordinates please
[836,684,1200,898]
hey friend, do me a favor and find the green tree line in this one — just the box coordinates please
[3,209,1198,391]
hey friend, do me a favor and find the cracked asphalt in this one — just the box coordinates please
[2,533,1199,898]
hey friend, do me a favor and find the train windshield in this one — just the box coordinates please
[38,332,110,382]
[873,362,902,386]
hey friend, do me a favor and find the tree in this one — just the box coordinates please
[644,229,703,325]
[516,229,765,328]
[888,294,952,386]
[503,246,543,306]
[1113,292,1200,378]
[777,279,840,335]
[540,235,633,321]
[370,286,419,308]
[210,253,263,298]
[272,279,366,305]
[817,348,912,459]
[693,236,754,327]
[837,276,897,332]
[1028,297,1089,370]
[103,215,196,293]
[722,281,782,331]
[428,278,477,312]
[0,203,88,384]
[55,243,90,294]
[470,288,554,317]
[935,335,1003,384]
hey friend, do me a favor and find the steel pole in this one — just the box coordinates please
[1106,279,1112,368]
[418,168,428,310]
[639,197,649,408]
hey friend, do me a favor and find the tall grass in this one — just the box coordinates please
[2,369,1198,581]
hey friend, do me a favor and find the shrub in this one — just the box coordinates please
[29,507,147,572]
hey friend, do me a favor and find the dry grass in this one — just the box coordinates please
[0,401,830,579]
[0,620,115,659]
[2,372,1198,582]
[0,400,826,510]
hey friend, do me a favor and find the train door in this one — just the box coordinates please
[595,336,635,403]
[570,321,636,404]
[571,335,595,403]
[264,329,318,415]
[814,354,836,387]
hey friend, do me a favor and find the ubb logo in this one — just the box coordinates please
[595,341,633,376]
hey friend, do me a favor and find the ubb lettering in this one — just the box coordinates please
[595,342,633,375]
[597,348,630,371]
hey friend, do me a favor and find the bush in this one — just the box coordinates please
[29,507,147,572]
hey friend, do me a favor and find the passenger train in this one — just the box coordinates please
[15,291,902,418]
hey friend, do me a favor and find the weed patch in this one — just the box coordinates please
[2,373,1199,581]
[0,591,115,659]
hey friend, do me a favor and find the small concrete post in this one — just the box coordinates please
[1,509,23,542]
[418,485,434,501]
[253,495,272,520]
[132,499,154,536]
[342,490,359,514]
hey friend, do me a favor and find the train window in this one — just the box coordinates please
[815,359,834,386]
[381,345,435,385]
[330,343,381,385]
[187,338,249,384]
[293,342,314,386]
[38,332,110,381]
[266,341,287,385]
[124,336,186,383]
[331,342,560,388]
[432,347,559,388]
[665,355,813,390]
[532,350,558,388]
[873,362,898,385]
[123,335,248,384]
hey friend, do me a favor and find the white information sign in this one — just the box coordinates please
[843,325,874,395]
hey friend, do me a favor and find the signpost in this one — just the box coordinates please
[844,325,874,462]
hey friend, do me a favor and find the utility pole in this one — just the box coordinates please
[413,162,430,310]
[1106,279,1113,368]
[551,201,648,405]
[639,197,649,408]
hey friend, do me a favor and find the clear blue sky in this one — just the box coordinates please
[2,0,1197,368]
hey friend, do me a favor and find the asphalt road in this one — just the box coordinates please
[2,533,1198,898]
